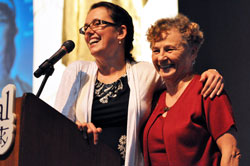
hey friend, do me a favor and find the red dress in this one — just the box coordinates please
[143,75,236,166]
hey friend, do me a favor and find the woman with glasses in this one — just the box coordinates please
[55,1,224,166]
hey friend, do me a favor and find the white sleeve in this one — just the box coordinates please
[54,61,84,121]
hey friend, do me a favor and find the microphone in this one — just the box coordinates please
[34,40,75,78]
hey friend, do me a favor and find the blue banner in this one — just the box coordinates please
[0,0,33,97]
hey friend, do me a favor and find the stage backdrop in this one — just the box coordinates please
[179,0,250,165]
[0,0,33,97]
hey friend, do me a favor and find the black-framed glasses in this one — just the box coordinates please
[79,19,117,35]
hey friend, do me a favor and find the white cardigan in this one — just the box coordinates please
[54,60,161,166]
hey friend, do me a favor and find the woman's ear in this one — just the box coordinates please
[117,25,127,41]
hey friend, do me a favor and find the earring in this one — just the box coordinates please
[118,40,122,44]
[192,60,196,66]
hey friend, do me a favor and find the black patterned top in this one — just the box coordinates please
[91,74,130,165]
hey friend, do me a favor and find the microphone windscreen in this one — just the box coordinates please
[63,40,75,53]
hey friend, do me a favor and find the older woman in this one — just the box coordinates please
[55,2,224,166]
[143,14,240,166]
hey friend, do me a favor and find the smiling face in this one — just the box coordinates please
[84,7,121,58]
[151,28,197,82]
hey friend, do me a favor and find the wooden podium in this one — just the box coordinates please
[0,93,120,166]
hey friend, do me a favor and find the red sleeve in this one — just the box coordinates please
[203,91,236,140]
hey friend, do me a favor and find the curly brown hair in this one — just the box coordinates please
[147,14,204,50]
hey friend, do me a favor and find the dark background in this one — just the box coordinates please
[179,0,250,165]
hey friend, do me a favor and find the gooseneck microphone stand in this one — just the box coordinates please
[35,64,54,98]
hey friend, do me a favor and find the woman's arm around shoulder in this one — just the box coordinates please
[200,69,224,98]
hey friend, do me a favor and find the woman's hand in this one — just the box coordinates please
[220,146,241,166]
[76,120,102,145]
[216,133,241,166]
[200,69,224,98]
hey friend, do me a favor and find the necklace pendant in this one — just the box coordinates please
[164,107,170,112]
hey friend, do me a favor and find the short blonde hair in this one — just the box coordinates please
[147,14,204,50]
